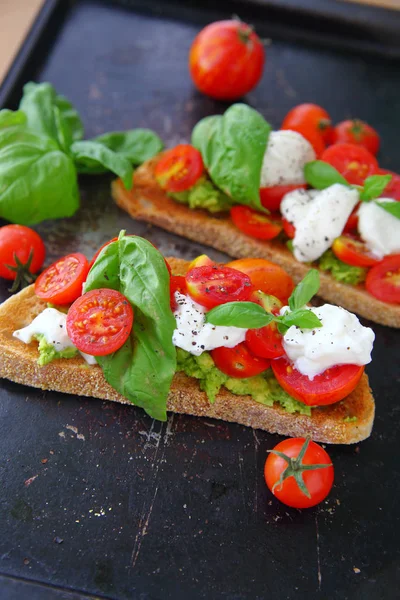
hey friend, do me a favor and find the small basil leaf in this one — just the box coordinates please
[70,140,133,189]
[205,302,274,329]
[94,129,163,165]
[304,160,349,190]
[360,174,392,201]
[280,309,323,330]
[375,200,400,220]
[288,269,320,311]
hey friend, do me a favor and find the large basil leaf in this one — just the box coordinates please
[84,235,176,421]
[0,127,79,225]
[191,104,270,210]
[0,109,26,129]
[93,129,163,165]
[70,140,133,189]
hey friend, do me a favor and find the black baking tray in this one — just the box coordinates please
[0,1,399,599]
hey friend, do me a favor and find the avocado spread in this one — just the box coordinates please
[176,348,311,416]
[35,334,78,366]
[169,176,234,213]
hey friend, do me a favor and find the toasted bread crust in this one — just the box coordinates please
[112,155,400,328]
[0,257,374,444]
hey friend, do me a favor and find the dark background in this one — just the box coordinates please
[0,1,400,598]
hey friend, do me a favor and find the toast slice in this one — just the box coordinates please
[0,257,374,444]
[112,155,400,328]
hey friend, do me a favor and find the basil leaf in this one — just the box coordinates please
[280,309,322,330]
[0,127,79,225]
[304,160,349,190]
[205,302,274,329]
[93,129,163,165]
[84,235,176,421]
[288,269,320,311]
[54,94,84,142]
[360,174,392,201]
[70,140,133,189]
[0,109,26,129]
[191,104,270,211]
[376,200,400,219]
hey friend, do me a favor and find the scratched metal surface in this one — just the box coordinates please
[0,1,400,599]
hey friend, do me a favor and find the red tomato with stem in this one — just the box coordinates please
[0,225,45,283]
[186,265,252,309]
[365,254,400,304]
[170,275,187,310]
[272,358,364,406]
[332,235,380,268]
[332,119,380,155]
[321,143,378,186]
[378,169,400,201]
[230,205,282,240]
[281,103,333,145]
[189,20,265,100]
[155,145,204,193]
[67,289,134,356]
[226,258,295,304]
[211,342,270,378]
[264,437,334,509]
[35,253,89,305]
[260,184,307,212]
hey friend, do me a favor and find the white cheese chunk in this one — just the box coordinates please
[172,293,247,356]
[281,184,359,262]
[358,198,400,259]
[260,130,316,188]
[281,304,374,380]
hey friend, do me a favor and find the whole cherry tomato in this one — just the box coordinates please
[211,342,270,378]
[189,20,265,100]
[332,119,380,155]
[0,225,45,291]
[365,254,400,304]
[230,205,282,240]
[281,103,333,156]
[378,168,400,201]
[320,143,378,186]
[264,437,334,509]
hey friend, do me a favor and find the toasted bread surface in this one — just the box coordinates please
[0,257,374,444]
[111,155,400,328]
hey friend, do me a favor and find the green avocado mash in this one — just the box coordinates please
[169,176,234,214]
[176,348,311,416]
[35,334,78,366]
[318,249,367,285]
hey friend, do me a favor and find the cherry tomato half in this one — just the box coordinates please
[211,342,270,378]
[365,254,400,304]
[186,265,252,309]
[282,218,296,239]
[321,143,378,186]
[264,438,334,509]
[343,205,359,233]
[379,169,400,201]
[272,358,364,406]
[281,103,333,146]
[67,289,134,356]
[35,253,89,305]
[332,235,380,268]
[230,205,282,240]
[332,119,380,156]
[155,145,204,193]
[246,324,284,359]
[260,184,307,212]
[189,20,265,101]
[0,225,45,284]
[226,258,295,304]
[170,275,187,310]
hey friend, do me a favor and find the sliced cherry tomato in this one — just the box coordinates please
[281,103,333,146]
[272,358,364,406]
[332,235,380,268]
[343,205,359,233]
[378,168,400,201]
[230,205,282,240]
[260,184,307,212]
[246,291,284,359]
[188,254,215,270]
[170,275,187,310]
[35,253,89,305]
[226,258,295,304]
[155,145,204,193]
[282,218,295,239]
[264,437,334,509]
[332,119,380,155]
[189,20,265,101]
[67,289,134,356]
[185,265,252,309]
[211,342,270,378]
[321,143,378,186]
[0,225,45,291]
[365,254,400,304]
